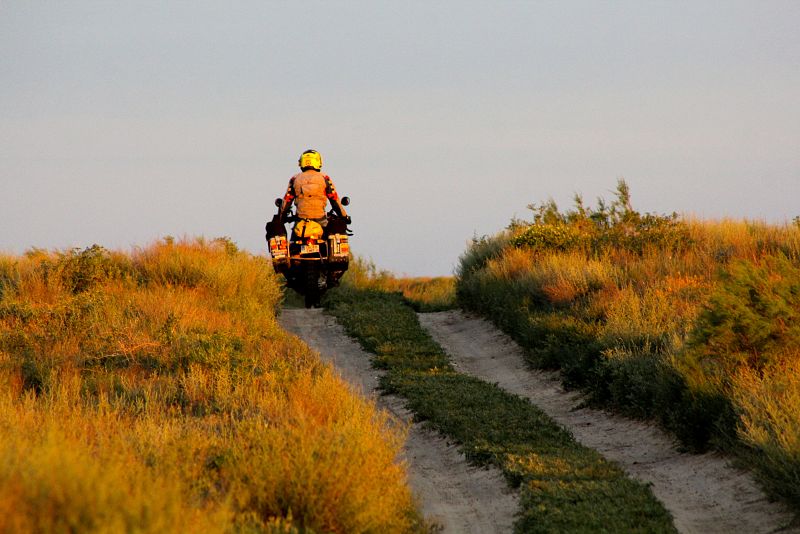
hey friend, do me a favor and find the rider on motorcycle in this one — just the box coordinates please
[278,149,350,231]
[268,149,351,308]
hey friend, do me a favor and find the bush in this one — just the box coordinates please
[510,224,585,251]
[683,254,800,378]
[457,232,512,278]
[511,180,691,255]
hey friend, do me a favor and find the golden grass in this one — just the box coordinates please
[733,359,800,495]
[0,239,420,533]
[487,250,618,306]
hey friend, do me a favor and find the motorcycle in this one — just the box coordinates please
[265,197,352,308]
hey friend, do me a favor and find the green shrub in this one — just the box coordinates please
[510,180,691,255]
[684,254,800,378]
[456,232,512,278]
[510,224,585,251]
[50,245,133,294]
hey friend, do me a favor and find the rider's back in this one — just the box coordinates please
[292,170,328,220]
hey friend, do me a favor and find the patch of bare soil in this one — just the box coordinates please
[279,309,518,534]
[419,310,798,534]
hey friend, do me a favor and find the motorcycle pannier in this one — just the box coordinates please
[328,234,349,261]
[269,235,289,263]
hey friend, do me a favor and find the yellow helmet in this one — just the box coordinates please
[298,149,322,171]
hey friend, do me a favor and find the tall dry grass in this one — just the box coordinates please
[0,238,421,533]
[457,183,800,509]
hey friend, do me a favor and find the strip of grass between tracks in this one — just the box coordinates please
[323,287,676,534]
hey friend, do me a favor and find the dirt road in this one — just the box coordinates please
[419,310,797,534]
[279,309,518,534]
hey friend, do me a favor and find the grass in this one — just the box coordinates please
[343,257,456,312]
[0,238,425,533]
[456,181,800,512]
[323,280,676,533]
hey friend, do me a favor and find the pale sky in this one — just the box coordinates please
[2,1,799,275]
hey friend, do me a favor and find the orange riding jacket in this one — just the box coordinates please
[280,170,347,221]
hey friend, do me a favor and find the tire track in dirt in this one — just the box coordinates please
[279,309,518,534]
[419,310,798,534]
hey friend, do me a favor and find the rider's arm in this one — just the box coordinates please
[324,175,348,218]
[278,178,296,220]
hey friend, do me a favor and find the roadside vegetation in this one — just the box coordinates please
[456,180,800,511]
[0,238,422,533]
[342,258,456,312]
[324,265,676,533]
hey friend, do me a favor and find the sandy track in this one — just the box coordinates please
[279,309,518,534]
[419,310,798,534]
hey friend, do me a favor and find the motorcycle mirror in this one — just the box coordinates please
[341,196,350,206]
[274,198,283,208]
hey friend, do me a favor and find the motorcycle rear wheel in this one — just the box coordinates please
[303,265,323,309]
